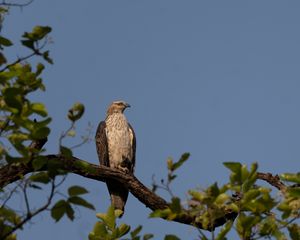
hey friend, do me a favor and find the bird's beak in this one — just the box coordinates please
[125,103,131,108]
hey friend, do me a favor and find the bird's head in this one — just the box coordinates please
[107,100,131,115]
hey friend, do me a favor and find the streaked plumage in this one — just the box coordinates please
[95,101,136,216]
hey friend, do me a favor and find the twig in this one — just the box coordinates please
[0,178,56,240]
[0,182,20,208]
[0,35,49,72]
[58,122,75,150]
[70,136,91,150]
[22,180,31,216]
[0,0,33,8]
[70,122,93,149]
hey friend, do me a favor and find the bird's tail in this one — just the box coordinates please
[107,180,129,217]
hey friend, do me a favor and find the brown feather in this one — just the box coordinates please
[95,107,136,217]
[95,121,109,167]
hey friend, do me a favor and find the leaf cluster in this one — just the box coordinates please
[51,185,95,222]
[89,206,179,240]
[0,26,53,162]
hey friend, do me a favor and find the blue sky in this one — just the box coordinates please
[3,1,300,239]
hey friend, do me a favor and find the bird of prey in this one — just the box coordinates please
[95,100,136,216]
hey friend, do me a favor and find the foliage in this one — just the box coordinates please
[0,3,299,240]
[150,158,300,239]
[0,5,92,239]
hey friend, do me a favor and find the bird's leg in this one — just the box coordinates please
[118,157,132,174]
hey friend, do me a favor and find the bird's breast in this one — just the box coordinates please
[105,114,133,167]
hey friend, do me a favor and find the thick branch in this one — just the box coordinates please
[0,155,236,230]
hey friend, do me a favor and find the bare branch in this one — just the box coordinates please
[22,180,31,215]
[0,0,33,8]
[257,172,286,192]
[0,178,56,240]
[0,183,20,208]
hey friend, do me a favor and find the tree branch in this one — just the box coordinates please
[0,178,56,240]
[257,172,286,192]
[0,139,287,233]
[0,0,33,7]
[0,155,237,230]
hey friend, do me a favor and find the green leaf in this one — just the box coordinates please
[131,225,142,237]
[241,164,249,182]
[36,63,45,76]
[207,182,220,198]
[0,36,13,46]
[2,233,17,240]
[32,156,47,170]
[43,50,53,64]
[223,162,242,173]
[31,102,48,117]
[167,157,173,171]
[164,235,180,240]
[170,197,181,214]
[90,222,108,237]
[118,223,131,236]
[281,173,300,184]
[8,132,29,143]
[143,234,154,240]
[171,152,190,171]
[68,196,95,210]
[60,146,73,158]
[242,189,261,203]
[287,187,300,198]
[215,193,230,205]
[216,220,233,240]
[51,200,67,222]
[249,162,258,177]
[23,26,52,41]
[30,172,50,183]
[277,202,292,219]
[96,212,107,222]
[32,26,52,40]
[242,177,257,193]
[105,205,116,230]
[149,208,171,219]
[189,190,205,201]
[37,117,52,126]
[68,185,89,196]
[288,224,300,240]
[30,126,50,140]
[114,209,124,218]
[67,102,85,122]
[65,202,75,221]
[236,213,261,238]
[0,207,21,224]
[258,217,277,236]
[3,87,23,112]
[21,39,34,50]
[0,52,7,65]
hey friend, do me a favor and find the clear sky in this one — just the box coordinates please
[3,0,300,239]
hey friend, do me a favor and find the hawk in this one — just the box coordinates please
[95,101,136,216]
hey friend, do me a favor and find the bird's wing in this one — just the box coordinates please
[95,121,109,167]
[128,123,136,171]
